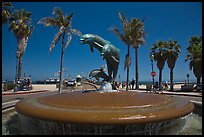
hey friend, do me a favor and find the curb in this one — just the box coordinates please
[129,89,202,98]
[2,90,49,96]
[161,92,202,98]
[191,101,202,116]
[2,100,20,110]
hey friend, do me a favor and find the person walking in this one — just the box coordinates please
[131,79,135,89]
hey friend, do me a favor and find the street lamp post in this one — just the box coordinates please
[150,54,155,86]
[81,72,84,78]
[187,74,190,86]
[119,75,121,84]
[63,68,67,81]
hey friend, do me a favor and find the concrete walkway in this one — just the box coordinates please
[2,87,202,98]
[2,87,202,115]
[2,83,98,96]
[128,89,202,97]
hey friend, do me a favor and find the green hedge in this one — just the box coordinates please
[3,83,15,91]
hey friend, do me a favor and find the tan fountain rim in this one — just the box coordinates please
[15,91,194,124]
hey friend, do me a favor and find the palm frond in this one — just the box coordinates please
[52,7,63,17]
[8,9,34,39]
[2,2,13,8]
[70,28,82,37]
[66,12,73,22]
[49,26,65,52]
[39,8,81,55]
[38,17,55,26]
[109,26,122,38]
[186,36,202,72]
[118,12,128,29]
[64,32,72,48]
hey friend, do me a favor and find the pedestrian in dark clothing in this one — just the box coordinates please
[27,79,31,90]
[131,79,135,89]
[154,82,159,89]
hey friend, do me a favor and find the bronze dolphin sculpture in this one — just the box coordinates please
[89,69,109,81]
[80,34,120,82]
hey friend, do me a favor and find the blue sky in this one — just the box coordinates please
[2,2,202,82]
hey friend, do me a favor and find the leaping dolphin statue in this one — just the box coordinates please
[89,69,109,81]
[80,34,120,82]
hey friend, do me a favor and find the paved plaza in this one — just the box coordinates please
[2,83,202,111]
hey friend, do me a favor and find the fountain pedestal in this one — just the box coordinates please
[15,91,194,135]
[97,82,113,91]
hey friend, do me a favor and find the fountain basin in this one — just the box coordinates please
[15,91,194,134]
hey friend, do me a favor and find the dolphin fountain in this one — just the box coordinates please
[80,34,120,84]
[88,66,109,81]
[15,33,195,135]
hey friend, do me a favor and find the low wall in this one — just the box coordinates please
[181,85,194,91]
[192,101,202,116]
[32,84,57,91]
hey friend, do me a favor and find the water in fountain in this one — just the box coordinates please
[2,110,202,135]
[96,81,117,92]
[16,114,181,135]
[13,90,196,135]
[82,82,117,93]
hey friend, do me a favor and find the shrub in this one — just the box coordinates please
[3,82,15,91]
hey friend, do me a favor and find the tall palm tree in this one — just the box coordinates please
[38,7,81,93]
[150,41,167,90]
[185,36,202,86]
[2,2,13,24]
[8,9,34,82]
[129,18,145,90]
[109,12,132,91]
[164,40,181,91]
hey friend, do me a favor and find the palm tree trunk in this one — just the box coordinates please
[197,77,201,85]
[159,69,162,90]
[17,55,23,81]
[14,55,19,92]
[59,32,65,94]
[196,77,201,92]
[135,47,139,90]
[126,45,130,91]
[170,69,174,91]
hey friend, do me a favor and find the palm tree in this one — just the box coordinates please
[8,9,34,83]
[185,36,202,86]
[38,7,81,93]
[164,40,181,91]
[129,18,145,90]
[109,12,132,91]
[150,41,167,90]
[2,2,13,24]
